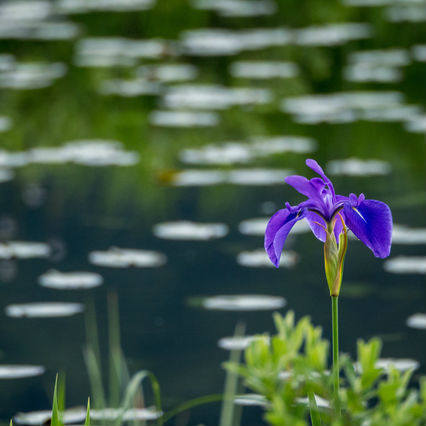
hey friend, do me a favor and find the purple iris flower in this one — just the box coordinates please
[265,159,393,268]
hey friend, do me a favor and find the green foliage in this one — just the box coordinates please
[226,311,426,426]
[84,294,162,425]
[85,397,91,426]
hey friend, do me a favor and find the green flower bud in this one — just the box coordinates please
[324,214,348,297]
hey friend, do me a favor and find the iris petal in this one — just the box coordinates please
[264,208,305,267]
[305,211,327,242]
[343,199,392,258]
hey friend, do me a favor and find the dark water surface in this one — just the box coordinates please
[0,0,425,424]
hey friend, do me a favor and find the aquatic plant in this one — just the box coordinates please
[264,158,392,410]
[226,312,426,426]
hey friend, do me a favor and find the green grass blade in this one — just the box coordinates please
[219,322,245,426]
[162,394,223,424]
[51,374,61,426]
[83,346,107,409]
[119,370,163,426]
[108,292,122,409]
[9,419,13,426]
[308,391,321,426]
[84,397,91,426]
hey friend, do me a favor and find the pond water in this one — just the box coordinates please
[0,0,425,424]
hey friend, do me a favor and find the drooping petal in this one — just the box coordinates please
[305,210,327,242]
[343,199,393,258]
[264,208,305,267]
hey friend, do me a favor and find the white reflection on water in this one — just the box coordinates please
[0,365,45,379]
[406,313,426,330]
[239,217,310,236]
[0,116,12,132]
[234,394,268,406]
[385,4,426,22]
[295,23,372,46]
[99,78,162,97]
[202,294,286,311]
[383,256,426,274]
[296,395,331,409]
[153,221,228,240]
[13,407,162,425]
[218,335,269,350]
[38,270,103,290]
[375,358,420,372]
[89,247,167,268]
[57,0,155,13]
[0,62,66,89]
[344,48,412,83]
[0,169,14,183]
[281,91,404,124]
[91,408,162,422]
[0,140,139,168]
[344,0,422,5]
[362,105,423,122]
[227,168,292,185]
[193,0,276,17]
[75,37,173,68]
[150,110,220,127]
[136,63,198,82]
[180,136,315,166]
[14,408,86,425]
[180,28,293,56]
[172,168,292,186]
[5,302,84,318]
[237,249,297,268]
[404,114,426,133]
[392,225,426,245]
[230,60,299,79]
[162,85,272,110]
[326,158,391,176]
[412,45,426,62]
[0,241,50,259]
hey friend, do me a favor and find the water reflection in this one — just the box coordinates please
[38,270,103,290]
[171,168,293,186]
[162,85,272,110]
[237,249,297,268]
[5,302,84,318]
[150,110,220,127]
[201,295,286,311]
[326,158,391,176]
[193,0,276,17]
[383,256,426,274]
[0,365,45,379]
[0,241,50,259]
[88,247,167,268]
[392,225,426,245]
[218,335,269,350]
[153,221,228,240]
[406,313,426,330]
[180,136,315,165]
[230,61,299,79]
[281,91,406,124]
[0,62,66,90]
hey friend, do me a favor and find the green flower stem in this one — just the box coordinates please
[332,295,340,416]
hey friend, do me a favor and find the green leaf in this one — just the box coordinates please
[51,374,61,426]
[84,397,91,426]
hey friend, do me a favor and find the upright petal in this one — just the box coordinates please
[343,199,392,258]
[306,159,336,199]
[264,208,305,267]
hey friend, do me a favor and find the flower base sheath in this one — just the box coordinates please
[264,159,392,296]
